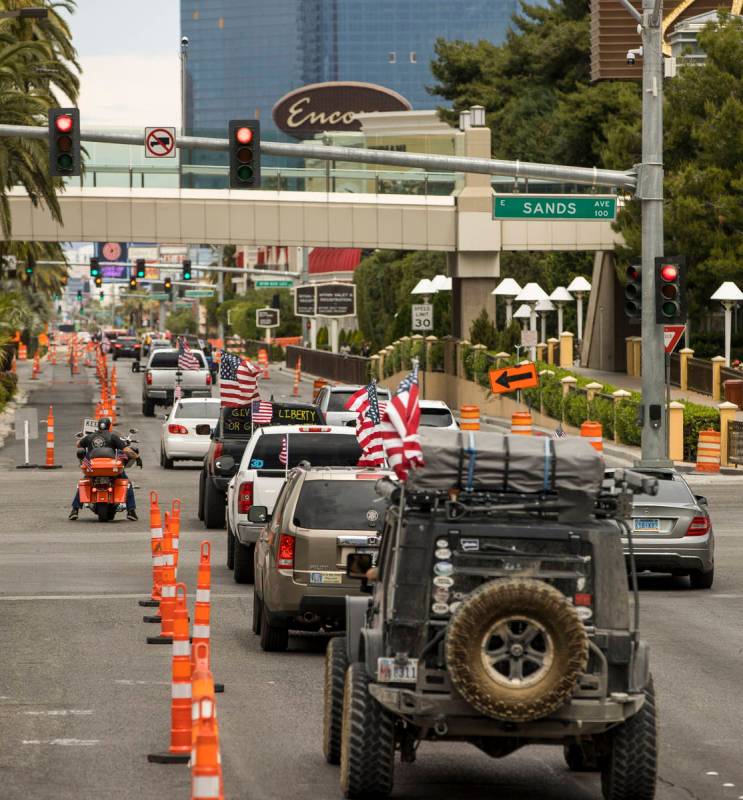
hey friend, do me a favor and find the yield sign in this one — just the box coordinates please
[663,324,685,354]
[144,126,176,158]
[489,362,539,395]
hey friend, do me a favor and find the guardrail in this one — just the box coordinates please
[286,346,370,385]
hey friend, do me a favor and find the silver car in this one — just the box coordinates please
[609,468,715,589]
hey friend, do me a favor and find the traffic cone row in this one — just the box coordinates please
[18,343,27,360]
[292,356,302,397]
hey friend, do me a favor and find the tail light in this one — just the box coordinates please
[212,442,223,461]
[146,370,153,385]
[237,480,254,513]
[687,516,711,536]
[115,343,121,348]
[168,424,188,435]
[574,593,592,606]
[206,373,212,386]
[277,534,295,570]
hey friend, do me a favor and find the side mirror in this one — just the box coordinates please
[695,494,708,506]
[215,455,235,475]
[195,423,211,436]
[346,552,373,579]
[160,415,168,421]
[248,505,269,524]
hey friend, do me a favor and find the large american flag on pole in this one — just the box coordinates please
[380,362,424,480]
[219,351,261,407]
[345,381,386,468]
[177,337,200,371]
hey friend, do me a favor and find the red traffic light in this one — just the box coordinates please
[660,264,678,282]
[626,265,640,281]
[235,126,253,144]
[55,114,73,134]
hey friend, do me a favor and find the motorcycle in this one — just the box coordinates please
[75,429,140,522]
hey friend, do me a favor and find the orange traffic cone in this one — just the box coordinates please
[10,355,16,374]
[191,542,225,694]
[292,356,301,397]
[41,405,62,469]
[190,698,223,799]
[258,348,269,379]
[148,583,192,764]
[140,492,163,609]
[147,524,176,644]
[31,351,40,380]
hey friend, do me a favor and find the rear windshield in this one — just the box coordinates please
[420,407,454,427]
[118,338,138,345]
[149,351,205,369]
[293,480,381,530]
[247,433,361,471]
[634,478,694,504]
[327,389,390,412]
[175,401,221,419]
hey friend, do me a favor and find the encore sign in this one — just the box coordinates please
[272,81,411,137]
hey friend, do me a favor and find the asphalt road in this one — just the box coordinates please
[1,357,742,800]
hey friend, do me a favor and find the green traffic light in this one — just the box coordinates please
[237,164,253,182]
[662,301,678,317]
[57,153,73,171]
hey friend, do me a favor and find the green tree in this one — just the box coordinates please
[469,308,497,348]
[166,309,198,335]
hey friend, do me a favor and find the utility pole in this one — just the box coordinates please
[217,268,225,344]
[180,35,189,189]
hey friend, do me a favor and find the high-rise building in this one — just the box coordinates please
[181,0,525,139]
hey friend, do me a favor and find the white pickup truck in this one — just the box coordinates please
[141,348,213,417]
[225,425,362,583]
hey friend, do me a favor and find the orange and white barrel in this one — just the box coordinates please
[460,405,480,431]
[580,420,604,453]
[511,411,533,435]
[695,429,721,473]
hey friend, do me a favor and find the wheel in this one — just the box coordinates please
[339,663,395,799]
[259,609,288,652]
[252,591,262,635]
[203,477,226,529]
[233,540,255,583]
[197,471,205,521]
[107,505,117,521]
[142,399,155,417]
[160,447,174,470]
[445,578,588,722]
[564,742,601,772]
[95,502,112,522]
[323,636,348,765]
[227,526,235,570]
[601,677,657,800]
[689,568,714,589]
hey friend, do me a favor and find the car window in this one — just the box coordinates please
[175,401,221,419]
[420,407,454,427]
[634,478,695,504]
[248,433,361,471]
[149,351,205,368]
[326,389,390,412]
[293,480,382,530]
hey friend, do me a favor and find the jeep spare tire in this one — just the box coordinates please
[445,578,588,722]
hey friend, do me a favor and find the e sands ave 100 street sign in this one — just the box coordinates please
[493,194,617,220]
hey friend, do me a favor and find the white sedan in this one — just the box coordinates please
[160,398,221,469]
[419,399,458,430]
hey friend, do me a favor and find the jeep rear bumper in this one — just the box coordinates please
[368,685,645,738]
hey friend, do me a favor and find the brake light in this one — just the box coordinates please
[298,426,331,432]
[206,373,212,386]
[687,516,711,536]
[115,343,121,348]
[168,424,188,435]
[146,371,153,385]
[277,534,295,569]
[356,472,381,479]
[238,481,254,513]
[574,593,593,606]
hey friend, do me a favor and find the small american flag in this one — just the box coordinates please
[219,351,261,407]
[553,425,567,439]
[352,381,386,468]
[251,399,273,425]
[82,452,92,471]
[380,362,424,480]
[279,434,289,467]
[177,337,200,371]
[174,382,183,401]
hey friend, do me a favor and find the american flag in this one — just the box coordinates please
[81,452,92,471]
[350,381,386,468]
[219,351,261,407]
[174,382,183,401]
[251,399,273,425]
[553,425,567,439]
[279,434,289,467]
[177,337,200,371]
[380,362,424,480]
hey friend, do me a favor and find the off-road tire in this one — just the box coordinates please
[203,478,226,529]
[259,610,288,652]
[197,471,205,521]
[142,399,155,417]
[564,742,601,772]
[601,677,657,800]
[233,540,255,584]
[689,568,714,589]
[339,663,395,799]
[445,578,588,722]
[252,591,262,635]
[323,636,348,765]
[227,526,235,570]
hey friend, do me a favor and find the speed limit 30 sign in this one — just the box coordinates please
[412,303,433,332]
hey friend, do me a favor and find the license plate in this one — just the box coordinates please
[309,572,343,585]
[634,518,660,531]
[377,657,418,684]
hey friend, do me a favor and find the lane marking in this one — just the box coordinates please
[114,679,169,686]
[22,709,93,716]
[706,771,719,776]
[0,592,247,601]
[22,738,99,746]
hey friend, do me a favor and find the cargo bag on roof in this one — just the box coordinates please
[406,429,604,498]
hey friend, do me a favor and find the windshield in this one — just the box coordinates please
[420,407,454,427]
[293,480,381,530]
[175,401,221,419]
[633,478,695,504]
[327,389,390,412]
[149,351,205,369]
[247,433,361,471]
[118,338,138,345]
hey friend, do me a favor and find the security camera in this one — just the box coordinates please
[626,47,643,65]
[181,36,189,46]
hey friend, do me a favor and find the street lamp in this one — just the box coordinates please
[515,282,549,361]
[513,304,532,331]
[411,278,437,304]
[548,286,573,334]
[492,278,521,327]
[566,276,591,342]
[711,282,743,367]
[430,274,452,292]
[535,298,555,343]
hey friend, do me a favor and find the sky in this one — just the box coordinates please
[63,0,181,127]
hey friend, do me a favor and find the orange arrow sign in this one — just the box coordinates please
[489,362,539,395]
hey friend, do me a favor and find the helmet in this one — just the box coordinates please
[97,417,111,431]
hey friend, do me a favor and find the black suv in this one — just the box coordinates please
[198,401,325,529]
[324,429,658,800]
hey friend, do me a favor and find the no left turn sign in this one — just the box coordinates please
[144,126,176,158]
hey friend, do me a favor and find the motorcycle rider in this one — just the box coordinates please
[69,418,138,521]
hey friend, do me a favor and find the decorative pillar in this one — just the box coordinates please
[547,338,558,366]
[612,389,631,444]
[712,355,726,402]
[632,337,642,377]
[626,337,635,376]
[718,401,738,466]
[536,342,546,363]
[559,332,574,368]
[679,347,694,391]
[668,401,684,462]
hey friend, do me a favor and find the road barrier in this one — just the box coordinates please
[695,429,721,473]
[580,420,604,453]
[511,411,533,435]
[460,405,480,431]
[292,356,302,397]
[41,405,61,469]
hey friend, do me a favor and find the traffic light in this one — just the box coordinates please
[182,259,192,280]
[94,275,102,288]
[164,276,172,292]
[48,108,81,177]
[76,290,83,302]
[99,291,105,301]
[229,119,261,189]
[129,273,138,291]
[136,258,146,279]
[25,256,34,278]
[90,257,100,279]
[624,265,642,319]
[655,256,687,324]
